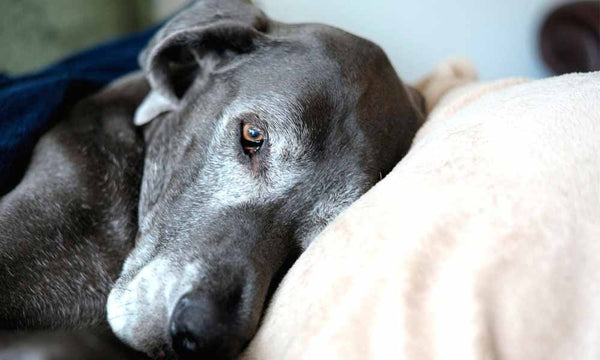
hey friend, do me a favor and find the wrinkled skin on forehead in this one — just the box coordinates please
[107,0,424,358]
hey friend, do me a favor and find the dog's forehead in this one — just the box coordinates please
[269,22,377,77]
[228,24,373,109]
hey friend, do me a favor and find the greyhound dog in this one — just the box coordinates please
[0,0,424,359]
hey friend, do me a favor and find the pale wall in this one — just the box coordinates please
[255,0,568,81]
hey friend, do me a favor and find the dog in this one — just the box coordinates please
[0,0,424,359]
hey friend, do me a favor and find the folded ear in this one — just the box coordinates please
[134,91,175,126]
[135,0,270,126]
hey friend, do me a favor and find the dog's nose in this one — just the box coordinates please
[169,286,246,360]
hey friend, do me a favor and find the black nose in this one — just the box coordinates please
[169,286,247,360]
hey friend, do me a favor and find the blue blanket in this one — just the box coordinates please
[0,27,158,196]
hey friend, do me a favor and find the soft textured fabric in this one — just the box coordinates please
[0,27,157,196]
[243,71,600,360]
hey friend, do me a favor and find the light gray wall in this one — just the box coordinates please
[256,0,567,81]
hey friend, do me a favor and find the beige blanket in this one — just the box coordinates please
[243,69,600,360]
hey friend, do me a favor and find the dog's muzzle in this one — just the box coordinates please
[169,267,255,359]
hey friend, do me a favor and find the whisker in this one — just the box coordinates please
[107,313,136,322]
[109,286,135,293]
[110,301,139,308]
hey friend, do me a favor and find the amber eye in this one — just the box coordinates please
[241,123,265,154]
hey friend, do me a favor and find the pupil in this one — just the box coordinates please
[248,128,260,139]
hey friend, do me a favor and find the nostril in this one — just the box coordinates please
[169,288,246,360]
[169,315,199,354]
[170,294,217,358]
[180,337,199,352]
[171,330,200,355]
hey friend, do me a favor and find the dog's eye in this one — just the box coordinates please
[241,123,264,155]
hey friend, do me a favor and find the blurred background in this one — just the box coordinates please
[0,0,598,81]
[0,0,186,74]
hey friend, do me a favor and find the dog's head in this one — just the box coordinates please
[107,0,424,358]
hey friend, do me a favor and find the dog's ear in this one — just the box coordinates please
[135,0,269,126]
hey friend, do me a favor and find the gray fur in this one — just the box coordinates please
[0,73,150,359]
[0,72,148,330]
[1,0,424,359]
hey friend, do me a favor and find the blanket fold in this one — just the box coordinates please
[0,27,158,195]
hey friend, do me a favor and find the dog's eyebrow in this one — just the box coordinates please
[225,93,305,132]
[244,92,303,120]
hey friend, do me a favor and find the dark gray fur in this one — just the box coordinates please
[0,0,424,359]
[0,73,150,358]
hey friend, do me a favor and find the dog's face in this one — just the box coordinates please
[107,1,423,358]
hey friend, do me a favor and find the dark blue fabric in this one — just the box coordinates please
[0,26,159,196]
